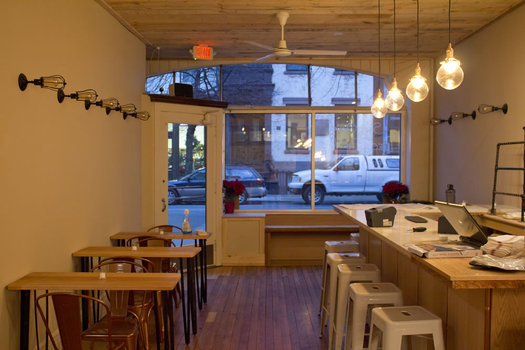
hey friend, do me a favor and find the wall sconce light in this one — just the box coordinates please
[128,111,151,121]
[18,73,66,91]
[57,88,98,104]
[84,98,120,115]
[431,118,450,126]
[447,110,476,124]
[116,104,137,119]
[477,103,508,115]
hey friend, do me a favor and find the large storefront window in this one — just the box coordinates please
[147,64,403,210]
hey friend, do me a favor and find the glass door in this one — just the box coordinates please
[152,102,223,265]
[167,123,206,243]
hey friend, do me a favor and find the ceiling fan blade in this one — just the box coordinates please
[254,53,278,62]
[244,40,274,51]
[291,49,347,56]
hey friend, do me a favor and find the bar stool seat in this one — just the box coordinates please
[319,241,360,317]
[369,305,445,350]
[343,282,403,350]
[320,252,366,338]
[329,264,381,350]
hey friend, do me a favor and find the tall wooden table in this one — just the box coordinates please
[110,231,210,307]
[334,204,525,350]
[7,272,180,350]
[72,246,200,345]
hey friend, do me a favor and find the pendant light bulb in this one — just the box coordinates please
[406,63,429,102]
[371,89,387,119]
[385,78,404,111]
[436,43,463,90]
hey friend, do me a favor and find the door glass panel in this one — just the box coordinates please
[168,123,206,243]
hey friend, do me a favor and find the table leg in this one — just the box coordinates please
[161,291,171,350]
[153,294,161,350]
[20,290,30,350]
[179,258,189,345]
[187,256,197,335]
[201,239,207,303]
[194,241,202,310]
[79,257,90,330]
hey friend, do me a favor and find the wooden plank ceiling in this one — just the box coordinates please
[97,0,523,59]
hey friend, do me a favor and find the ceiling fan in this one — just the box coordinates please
[246,11,347,61]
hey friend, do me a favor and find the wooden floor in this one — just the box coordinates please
[167,266,329,350]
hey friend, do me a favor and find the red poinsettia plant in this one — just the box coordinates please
[382,181,409,203]
[223,179,245,197]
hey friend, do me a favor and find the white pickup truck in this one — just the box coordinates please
[288,155,400,204]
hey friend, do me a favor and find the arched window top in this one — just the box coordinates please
[145,64,386,107]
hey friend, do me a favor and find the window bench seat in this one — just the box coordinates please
[265,224,359,266]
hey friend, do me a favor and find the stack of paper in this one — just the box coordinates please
[481,235,525,257]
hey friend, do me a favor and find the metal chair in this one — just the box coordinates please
[91,258,154,349]
[36,292,138,350]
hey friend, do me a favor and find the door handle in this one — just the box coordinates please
[161,198,166,212]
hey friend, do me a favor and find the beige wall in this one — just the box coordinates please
[0,1,145,348]
[433,4,525,207]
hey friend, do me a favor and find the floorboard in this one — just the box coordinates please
[163,266,329,350]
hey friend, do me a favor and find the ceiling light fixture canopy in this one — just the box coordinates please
[436,0,464,90]
[18,73,66,91]
[371,0,387,119]
[385,0,404,112]
[406,0,429,103]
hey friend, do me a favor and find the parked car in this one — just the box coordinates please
[168,165,267,204]
[287,155,400,204]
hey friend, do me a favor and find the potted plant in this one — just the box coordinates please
[223,179,245,212]
[381,181,409,204]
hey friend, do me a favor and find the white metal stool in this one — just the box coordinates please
[329,264,381,350]
[369,306,445,350]
[320,252,366,338]
[343,282,403,350]
[318,240,360,316]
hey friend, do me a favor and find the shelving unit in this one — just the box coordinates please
[490,127,525,221]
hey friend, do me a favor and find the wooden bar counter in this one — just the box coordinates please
[334,204,525,350]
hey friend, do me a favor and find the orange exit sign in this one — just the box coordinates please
[192,45,214,60]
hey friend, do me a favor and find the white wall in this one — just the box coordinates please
[0,1,145,348]
[433,4,525,207]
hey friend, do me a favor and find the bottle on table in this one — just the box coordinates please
[446,184,456,203]
[182,209,192,233]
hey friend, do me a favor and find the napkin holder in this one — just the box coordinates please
[365,206,397,227]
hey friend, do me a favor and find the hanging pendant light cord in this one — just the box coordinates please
[378,0,381,79]
[416,0,420,64]
[393,0,396,75]
[448,0,451,44]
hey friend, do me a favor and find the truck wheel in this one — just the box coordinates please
[302,185,325,205]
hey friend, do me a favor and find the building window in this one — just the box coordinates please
[331,97,357,106]
[282,97,309,106]
[285,64,308,74]
[286,114,310,152]
[333,69,355,76]
[335,114,357,153]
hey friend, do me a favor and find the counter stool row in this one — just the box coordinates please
[319,239,445,350]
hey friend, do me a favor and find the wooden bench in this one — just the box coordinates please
[265,222,359,266]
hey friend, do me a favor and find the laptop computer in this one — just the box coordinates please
[434,201,488,248]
